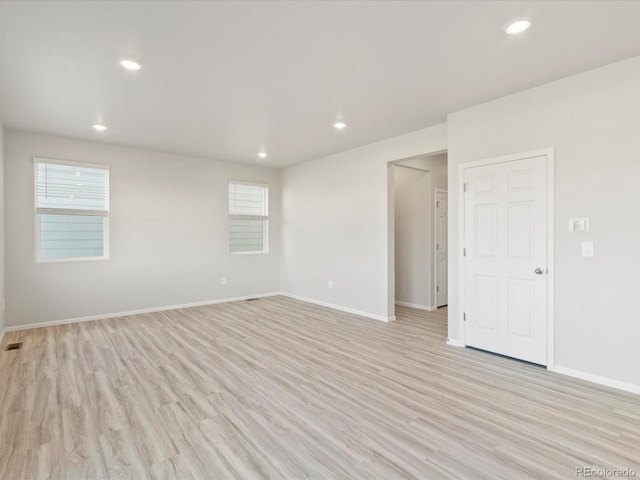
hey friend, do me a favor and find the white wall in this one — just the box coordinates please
[394,154,447,309]
[0,124,4,339]
[394,166,431,308]
[447,55,640,389]
[280,124,447,320]
[5,130,280,328]
[400,154,447,197]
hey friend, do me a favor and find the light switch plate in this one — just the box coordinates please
[581,241,594,257]
[569,218,589,232]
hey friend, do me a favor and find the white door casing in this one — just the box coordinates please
[435,190,448,307]
[461,150,554,366]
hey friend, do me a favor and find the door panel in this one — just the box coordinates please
[507,170,535,191]
[474,204,497,257]
[464,156,547,365]
[474,176,498,195]
[508,202,533,258]
[507,278,533,337]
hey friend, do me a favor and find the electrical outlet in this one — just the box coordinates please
[221,277,227,286]
[328,280,333,289]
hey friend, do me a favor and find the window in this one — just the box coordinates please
[34,158,110,261]
[228,181,268,254]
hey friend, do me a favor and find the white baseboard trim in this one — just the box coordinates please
[6,291,399,333]
[445,338,465,347]
[4,292,281,333]
[280,292,395,323]
[554,365,640,396]
[0,326,5,345]
[395,301,437,311]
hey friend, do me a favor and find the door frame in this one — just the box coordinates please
[457,148,555,370]
[434,188,448,308]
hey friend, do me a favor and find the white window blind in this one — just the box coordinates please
[34,158,110,260]
[228,182,268,253]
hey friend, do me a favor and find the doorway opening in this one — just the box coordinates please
[389,152,448,316]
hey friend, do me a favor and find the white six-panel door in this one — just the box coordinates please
[463,155,547,365]
[435,190,448,307]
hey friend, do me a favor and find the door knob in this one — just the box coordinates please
[534,268,544,275]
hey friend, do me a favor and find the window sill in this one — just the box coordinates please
[36,256,109,264]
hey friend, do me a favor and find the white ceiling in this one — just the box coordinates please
[1,1,639,167]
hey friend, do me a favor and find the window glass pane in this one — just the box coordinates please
[36,163,108,211]
[228,183,266,216]
[40,214,104,259]
[228,182,268,253]
[229,219,265,253]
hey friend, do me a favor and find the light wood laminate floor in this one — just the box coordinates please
[1,296,639,479]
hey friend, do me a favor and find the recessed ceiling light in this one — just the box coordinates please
[505,19,532,35]
[258,152,267,158]
[333,122,346,130]
[93,124,107,132]
[119,59,142,71]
